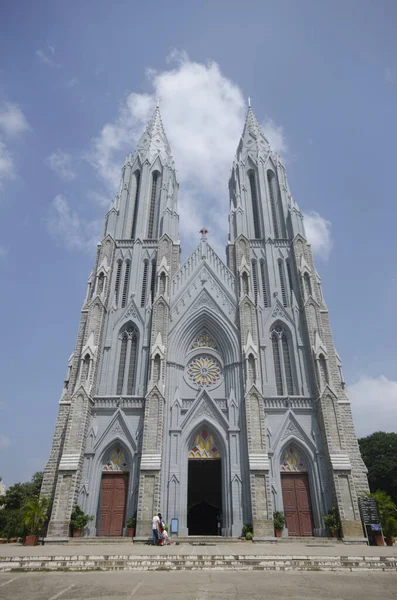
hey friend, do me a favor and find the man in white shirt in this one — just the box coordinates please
[152,513,160,546]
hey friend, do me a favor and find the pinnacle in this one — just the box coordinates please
[242,105,269,144]
[136,105,173,159]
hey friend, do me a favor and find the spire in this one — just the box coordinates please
[233,103,271,165]
[136,105,174,166]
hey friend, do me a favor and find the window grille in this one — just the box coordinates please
[260,261,269,307]
[272,335,283,395]
[126,332,138,395]
[150,259,157,302]
[141,261,149,307]
[248,171,261,238]
[116,334,128,395]
[121,262,130,308]
[252,260,258,305]
[114,261,122,305]
[278,260,287,307]
[282,335,294,394]
[148,172,159,239]
[267,170,279,238]
[131,171,141,239]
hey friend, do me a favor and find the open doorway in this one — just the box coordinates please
[187,459,222,535]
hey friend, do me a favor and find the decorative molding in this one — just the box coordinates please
[329,453,352,471]
[248,453,270,471]
[140,454,162,470]
[59,453,80,471]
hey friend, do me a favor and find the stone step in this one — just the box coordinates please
[1,554,396,572]
[69,537,133,545]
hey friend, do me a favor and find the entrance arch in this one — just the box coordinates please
[280,445,314,536]
[98,446,129,536]
[187,428,222,535]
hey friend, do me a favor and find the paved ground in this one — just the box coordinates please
[0,570,396,600]
[0,541,395,558]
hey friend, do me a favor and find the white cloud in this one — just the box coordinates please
[46,149,76,181]
[46,194,102,252]
[0,102,30,137]
[0,141,15,186]
[262,119,288,157]
[0,434,10,449]
[385,67,395,85]
[348,375,397,438]
[303,210,333,261]
[67,77,78,88]
[36,46,59,68]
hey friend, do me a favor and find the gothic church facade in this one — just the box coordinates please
[42,106,368,541]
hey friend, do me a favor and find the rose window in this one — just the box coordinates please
[187,355,221,387]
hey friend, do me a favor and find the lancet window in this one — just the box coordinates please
[116,324,139,395]
[248,170,261,238]
[131,170,141,239]
[271,324,295,396]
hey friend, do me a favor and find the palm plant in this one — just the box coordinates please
[368,490,397,539]
[21,495,49,536]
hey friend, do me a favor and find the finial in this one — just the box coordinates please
[156,98,160,108]
[199,227,208,241]
[248,96,251,108]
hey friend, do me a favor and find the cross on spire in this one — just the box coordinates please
[199,227,208,240]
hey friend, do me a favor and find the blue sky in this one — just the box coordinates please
[0,0,396,486]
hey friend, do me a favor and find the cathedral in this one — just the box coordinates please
[42,104,368,541]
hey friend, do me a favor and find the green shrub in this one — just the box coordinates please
[368,490,397,538]
[126,514,137,528]
[242,523,253,538]
[245,531,253,541]
[323,506,341,534]
[70,505,94,533]
[273,511,286,530]
[22,495,49,536]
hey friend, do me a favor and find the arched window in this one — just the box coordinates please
[153,354,161,385]
[117,324,139,396]
[304,272,312,298]
[159,272,166,296]
[248,354,256,384]
[131,170,141,239]
[272,334,283,395]
[114,261,122,305]
[150,259,157,302]
[97,272,105,295]
[241,272,249,296]
[148,171,159,239]
[81,354,90,385]
[251,260,258,305]
[121,261,130,308]
[278,260,287,307]
[141,261,149,307]
[286,260,293,292]
[267,170,279,238]
[248,170,261,239]
[319,354,328,386]
[272,325,295,395]
[260,260,269,307]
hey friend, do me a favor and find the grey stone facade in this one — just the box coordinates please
[42,106,368,541]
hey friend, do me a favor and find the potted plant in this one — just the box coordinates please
[323,506,341,538]
[126,514,137,537]
[21,495,49,546]
[273,511,286,537]
[70,504,93,537]
[242,523,253,540]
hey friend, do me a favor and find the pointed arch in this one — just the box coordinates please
[271,322,296,395]
[114,260,122,306]
[248,169,261,238]
[116,322,139,395]
[131,169,141,239]
[121,261,131,308]
[251,260,258,305]
[97,272,105,295]
[148,170,161,239]
[278,259,288,307]
[141,260,149,307]
[260,259,270,307]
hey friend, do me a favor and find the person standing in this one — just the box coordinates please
[152,513,160,545]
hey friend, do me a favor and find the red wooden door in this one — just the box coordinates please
[281,473,314,536]
[99,473,128,536]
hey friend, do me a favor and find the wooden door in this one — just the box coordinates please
[99,473,128,536]
[281,473,314,536]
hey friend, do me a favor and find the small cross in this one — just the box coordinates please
[199,227,208,240]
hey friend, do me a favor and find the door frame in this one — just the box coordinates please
[187,457,222,535]
[97,471,129,536]
[281,472,314,536]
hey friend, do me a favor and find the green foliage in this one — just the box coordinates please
[70,505,94,532]
[323,506,341,533]
[21,495,49,536]
[126,514,137,528]
[242,523,253,538]
[245,531,253,541]
[359,432,397,504]
[368,490,397,538]
[0,472,44,540]
[273,511,286,530]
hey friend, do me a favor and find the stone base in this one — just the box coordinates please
[44,537,70,544]
[342,537,368,544]
[253,519,274,537]
[253,536,277,542]
[136,520,153,538]
[341,519,364,539]
[47,520,69,537]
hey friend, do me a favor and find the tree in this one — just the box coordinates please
[359,432,397,504]
[368,490,397,539]
[0,472,44,540]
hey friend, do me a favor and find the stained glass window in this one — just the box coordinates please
[187,355,222,387]
[103,447,129,471]
[191,330,217,350]
[189,430,221,459]
[280,446,306,472]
